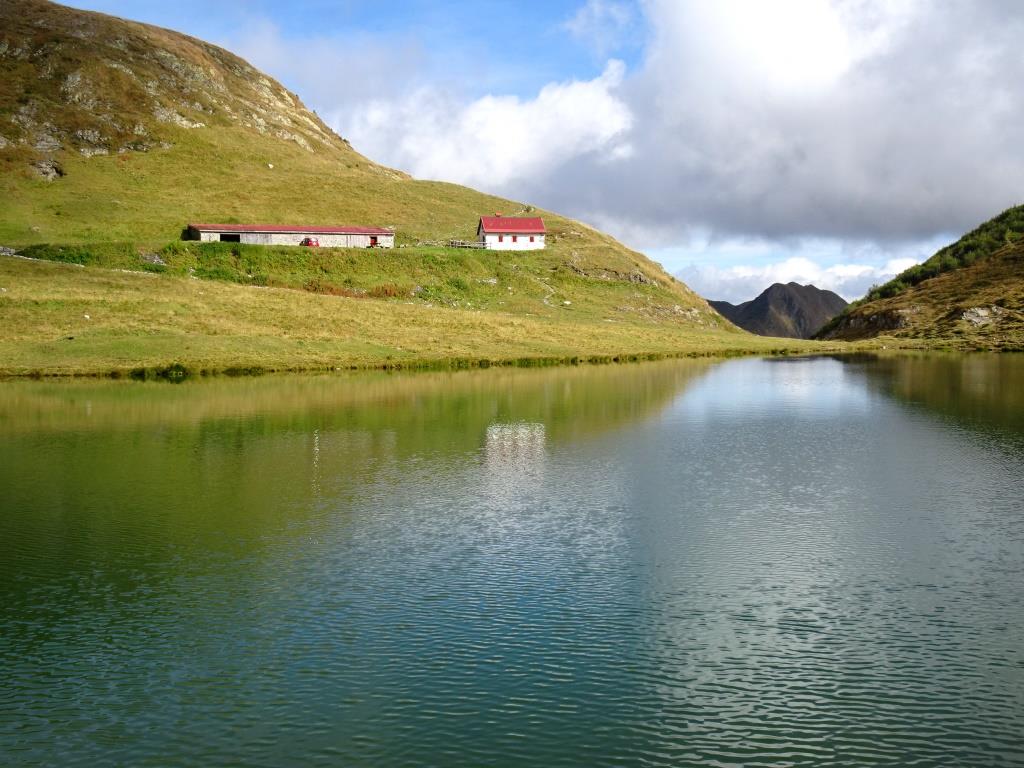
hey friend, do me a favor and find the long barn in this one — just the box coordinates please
[187,223,394,248]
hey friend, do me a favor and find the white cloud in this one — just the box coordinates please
[340,61,633,187]
[527,0,1024,249]
[564,0,635,56]
[220,19,429,117]
[218,18,634,191]
[677,0,853,93]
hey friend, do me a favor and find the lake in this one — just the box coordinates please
[1,355,1022,767]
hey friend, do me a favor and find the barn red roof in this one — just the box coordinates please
[188,223,393,235]
[478,216,546,234]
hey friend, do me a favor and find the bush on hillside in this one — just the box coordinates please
[861,205,1024,304]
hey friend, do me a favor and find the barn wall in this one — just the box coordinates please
[483,233,545,251]
[241,233,289,245]
[192,232,395,248]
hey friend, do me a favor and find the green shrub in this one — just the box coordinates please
[20,244,92,264]
[193,265,238,281]
[368,283,404,298]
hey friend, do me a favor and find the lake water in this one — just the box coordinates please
[1,355,1023,767]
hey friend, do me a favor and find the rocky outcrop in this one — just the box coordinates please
[563,260,660,287]
[32,158,64,180]
[822,307,917,337]
[0,0,362,172]
[961,306,1009,327]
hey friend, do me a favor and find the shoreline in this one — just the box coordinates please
[0,345,828,382]
[1,342,989,382]
[3,254,993,382]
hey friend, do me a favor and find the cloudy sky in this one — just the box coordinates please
[68,0,1024,302]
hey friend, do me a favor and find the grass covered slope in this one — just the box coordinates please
[856,206,1024,305]
[818,240,1024,349]
[0,256,822,377]
[14,240,717,324]
[0,0,711,315]
[0,0,768,374]
[820,205,1024,345]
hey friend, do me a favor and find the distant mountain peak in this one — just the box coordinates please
[709,283,848,339]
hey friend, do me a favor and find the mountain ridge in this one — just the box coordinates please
[709,282,848,339]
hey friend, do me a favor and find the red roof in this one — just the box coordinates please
[478,216,546,234]
[188,223,393,235]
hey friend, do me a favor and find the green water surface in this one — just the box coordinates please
[1,355,1023,766]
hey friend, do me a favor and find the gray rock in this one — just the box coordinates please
[0,246,17,257]
[153,106,205,129]
[104,59,135,76]
[34,132,62,152]
[629,271,657,286]
[140,252,167,266]
[119,141,152,153]
[274,128,312,152]
[74,128,103,143]
[32,158,64,181]
[962,306,1007,327]
[152,49,209,83]
[61,71,97,108]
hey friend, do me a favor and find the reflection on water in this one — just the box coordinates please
[837,352,1024,439]
[1,356,1023,767]
[484,422,547,497]
[485,423,547,466]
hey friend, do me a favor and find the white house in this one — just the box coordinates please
[187,223,394,248]
[477,216,546,251]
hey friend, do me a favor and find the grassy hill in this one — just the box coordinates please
[0,0,701,294]
[819,205,1024,346]
[0,0,836,375]
[818,239,1024,349]
[854,206,1024,306]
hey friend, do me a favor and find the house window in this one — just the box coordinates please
[498,235,504,243]
[512,235,518,243]
[529,236,535,242]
